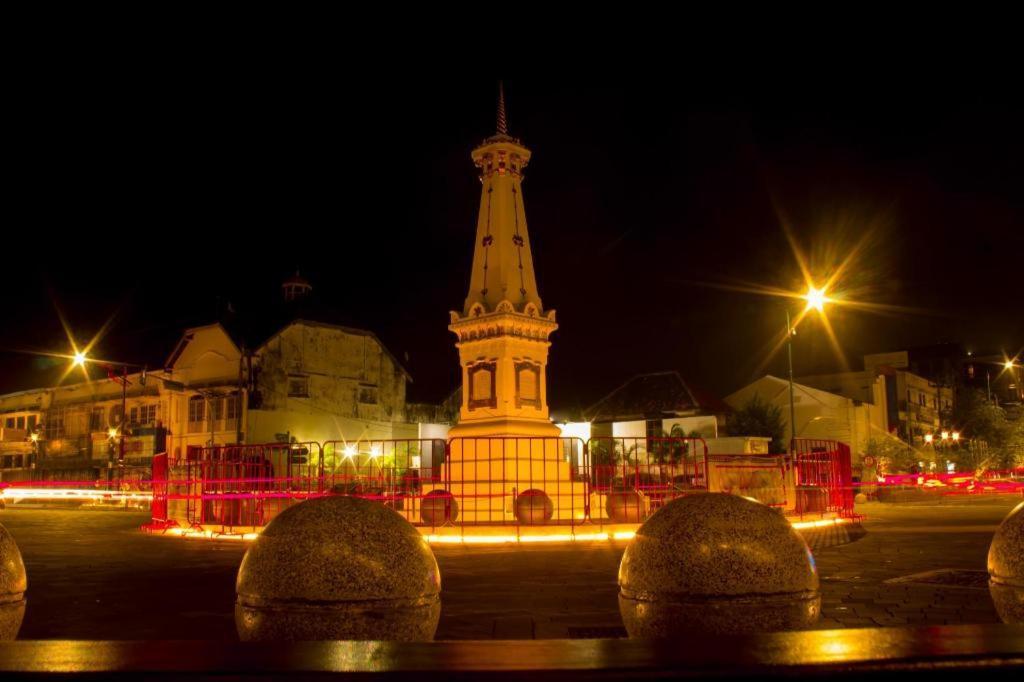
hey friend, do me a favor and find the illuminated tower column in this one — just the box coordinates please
[448,85,560,438]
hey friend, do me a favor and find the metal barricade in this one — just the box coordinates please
[792,438,854,517]
[444,437,589,527]
[586,436,708,522]
[322,439,446,525]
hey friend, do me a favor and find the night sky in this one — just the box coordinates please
[3,75,1021,412]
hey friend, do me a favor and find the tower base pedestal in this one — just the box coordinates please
[425,431,586,525]
[447,419,562,439]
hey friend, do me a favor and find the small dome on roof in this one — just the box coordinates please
[282,271,312,301]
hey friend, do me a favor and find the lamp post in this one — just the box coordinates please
[1005,360,1021,403]
[786,308,797,452]
[785,286,829,452]
[67,351,147,488]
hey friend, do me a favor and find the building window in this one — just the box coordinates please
[358,386,378,405]
[209,397,225,421]
[4,418,13,429]
[45,409,65,439]
[188,396,205,423]
[645,419,663,439]
[27,415,37,430]
[225,393,239,420]
[130,405,157,426]
[288,376,309,397]
[90,408,105,432]
[16,416,25,429]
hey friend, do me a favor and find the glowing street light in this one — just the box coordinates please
[924,434,934,444]
[803,286,829,312]
[72,350,88,367]
[952,431,960,442]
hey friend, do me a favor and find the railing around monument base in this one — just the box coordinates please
[439,437,588,527]
[587,436,709,522]
[146,436,855,536]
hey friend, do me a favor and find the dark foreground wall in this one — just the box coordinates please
[1,625,1023,681]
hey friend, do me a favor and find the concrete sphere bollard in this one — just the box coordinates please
[235,496,441,641]
[606,489,645,523]
[420,489,459,526]
[988,500,1024,624]
[618,493,820,637]
[515,489,553,525]
[854,492,868,504]
[0,522,27,640]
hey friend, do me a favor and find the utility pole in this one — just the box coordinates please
[118,364,127,488]
[786,308,797,452]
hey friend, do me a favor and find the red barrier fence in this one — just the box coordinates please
[792,438,854,518]
[136,437,857,533]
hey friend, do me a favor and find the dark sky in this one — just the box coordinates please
[3,74,1022,412]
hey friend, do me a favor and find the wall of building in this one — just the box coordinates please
[725,375,885,464]
[1,320,420,479]
[248,322,409,446]
[162,324,245,460]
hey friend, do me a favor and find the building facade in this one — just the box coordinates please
[826,351,956,445]
[582,371,724,442]
[725,374,887,464]
[0,314,416,483]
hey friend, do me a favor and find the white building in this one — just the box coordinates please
[725,374,889,463]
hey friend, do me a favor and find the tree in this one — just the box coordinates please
[866,436,920,475]
[728,394,786,454]
[953,388,1023,471]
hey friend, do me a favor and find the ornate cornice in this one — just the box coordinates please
[449,305,557,344]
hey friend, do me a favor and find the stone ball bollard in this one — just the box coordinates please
[235,495,441,641]
[420,489,459,526]
[606,489,645,523]
[515,489,553,524]
[854,492,868,504]
[618,493,820,637]
[988,500,1024,624]
[0,522,27,641]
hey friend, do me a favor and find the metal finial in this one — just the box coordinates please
[497,81,508,135]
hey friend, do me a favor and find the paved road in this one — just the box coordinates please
[1,496,1019,640]
[814,499,1020,629]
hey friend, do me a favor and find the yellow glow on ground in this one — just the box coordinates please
[160,527,260,541]
[789,517,855,530]
[144,515,855,544]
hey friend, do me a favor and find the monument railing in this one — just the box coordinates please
[587,436,709,520]
[441,436,589,527]
[142,436,856,534]
[321,438,446,526]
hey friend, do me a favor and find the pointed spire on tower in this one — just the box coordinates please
[496,81,508,135]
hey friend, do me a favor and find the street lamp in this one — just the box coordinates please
[63,349,138,487]
[786,285,831,451]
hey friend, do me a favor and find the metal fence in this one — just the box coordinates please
[145,436,856,533]
[792,438,854,518]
